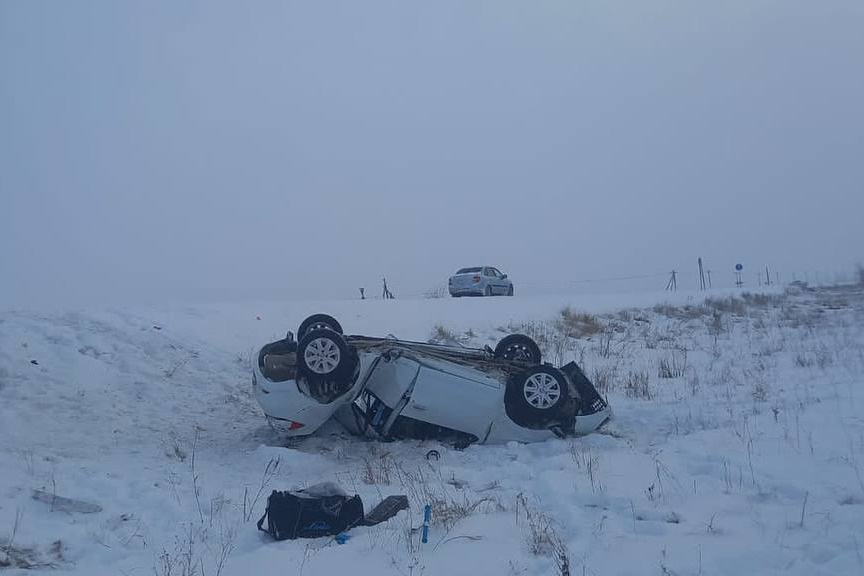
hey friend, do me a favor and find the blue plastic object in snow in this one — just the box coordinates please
[421,505,431,544]
[335,533,351,545]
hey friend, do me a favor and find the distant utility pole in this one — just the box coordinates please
[666,270,677,292]
[707,270,713,289]
[698,258,706,291]
[765,266,771,286]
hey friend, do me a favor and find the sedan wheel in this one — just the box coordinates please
[523,371,561,409]
[297,328,357,397]
[297,314,343,341]
[505,365,571,428]
[494,334,542,365]
[303,337,341,375]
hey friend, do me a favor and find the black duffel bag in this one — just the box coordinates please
[257,484,365,540]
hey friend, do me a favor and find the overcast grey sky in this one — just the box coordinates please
[2,0,862,306]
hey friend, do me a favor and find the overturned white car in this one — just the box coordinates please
[252,314,611,445]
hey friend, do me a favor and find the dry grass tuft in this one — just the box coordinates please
[704,296,748,316]
[516,494,571,576]
[559,308,604,338]
[395,465,498,532]
[510,320,578,367]
[741,292,784,308]
[362,449,393,485]
[658,350,688,379]
[429,324,463,345]
[653,303,707,320]
[591,367,616,395]
[624,370,652,399]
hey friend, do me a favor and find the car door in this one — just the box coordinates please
[483,267,498,294]
[399,356,500,440]
[363,354,420,408]
[488,268,504,294]
[491,268,506,293]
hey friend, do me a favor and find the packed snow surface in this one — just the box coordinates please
[1,287,863,575]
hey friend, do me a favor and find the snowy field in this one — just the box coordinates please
[2,285,863,576]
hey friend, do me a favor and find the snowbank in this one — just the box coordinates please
[1,286,862,575]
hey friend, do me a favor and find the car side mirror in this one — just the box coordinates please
[501,274,508,279]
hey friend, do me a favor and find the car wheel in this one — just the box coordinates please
[507,285,514,296]
[505,365,570,427]
[494,334,542,364]
[298,314,343,341]
[484,285,493,297]
[298,328,355,384]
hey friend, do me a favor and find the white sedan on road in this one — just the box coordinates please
[252,314,610,445]
[449,266,514,297]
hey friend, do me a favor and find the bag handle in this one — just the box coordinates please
[256,504,269,533]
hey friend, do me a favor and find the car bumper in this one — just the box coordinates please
[252,344,373,437]
[573,406,612,436]
[449,287,484,296]
[252,361,329,437]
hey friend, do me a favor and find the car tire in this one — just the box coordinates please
[298,314,343,341]
[507,285,514,296]
[484,285,493,297]
[494,334,542,365]
[297,328,356,386]
[505,365,570,427]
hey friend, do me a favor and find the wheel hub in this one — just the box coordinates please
[304,337,340,374]
[507,345,532,362]
[523,372,561,409]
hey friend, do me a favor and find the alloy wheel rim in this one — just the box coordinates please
[523,372,561,409]
[304,337,341,374]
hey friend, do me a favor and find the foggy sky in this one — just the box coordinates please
[2,0,863,306]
